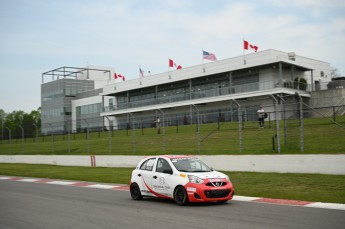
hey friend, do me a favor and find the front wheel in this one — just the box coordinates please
[130,183,143,200]
[174,186,189,206]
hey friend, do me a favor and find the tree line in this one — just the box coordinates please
[0,108,41,140]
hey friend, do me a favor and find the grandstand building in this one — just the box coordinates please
[41,49,333,134]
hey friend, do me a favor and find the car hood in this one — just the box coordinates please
[185,171,227,179]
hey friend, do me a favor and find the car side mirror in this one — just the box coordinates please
[163,169,173,174]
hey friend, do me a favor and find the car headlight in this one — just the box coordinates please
[188,175,204,184]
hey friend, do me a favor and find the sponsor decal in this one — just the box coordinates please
[159,177,166,185]
[153,185,171,190]
[179,173,186,178]
[209,178,221,182]
[187,187,196,192]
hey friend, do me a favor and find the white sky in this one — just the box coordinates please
[1,0,344,112]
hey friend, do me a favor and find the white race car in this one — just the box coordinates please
[130,155,234,205]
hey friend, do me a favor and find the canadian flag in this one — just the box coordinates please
[169,58,182,70]
[243,40,259,52]
[114,73,125,81]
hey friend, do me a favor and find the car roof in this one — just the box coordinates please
[161,155,194,159]
[144,155,195,159]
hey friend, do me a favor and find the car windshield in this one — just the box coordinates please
[170,157,212,172]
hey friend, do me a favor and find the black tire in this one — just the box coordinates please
[130,183,143,200]
[174,186,189,206]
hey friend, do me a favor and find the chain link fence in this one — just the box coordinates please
[1,101,344,155]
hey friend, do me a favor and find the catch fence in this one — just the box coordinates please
[1,101,344,155]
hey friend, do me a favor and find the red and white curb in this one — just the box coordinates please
[233,196,345,210]
[0,176,129,191]
[1,176,344,210]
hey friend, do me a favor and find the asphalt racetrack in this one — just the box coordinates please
[1,180,344,229]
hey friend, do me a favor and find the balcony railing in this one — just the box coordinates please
[103,79,312,112]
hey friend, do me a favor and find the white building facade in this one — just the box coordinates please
[41,50,332,133]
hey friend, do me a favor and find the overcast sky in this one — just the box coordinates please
[1,0,344,112]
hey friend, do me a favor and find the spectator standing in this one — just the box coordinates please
[153,116,161,134]
[257,106,265,128]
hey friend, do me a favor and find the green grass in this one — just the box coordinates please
[0,163,132,185]
[1,116,344,155]
[1,163,344,204]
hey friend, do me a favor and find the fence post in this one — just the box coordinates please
[82,119,90,154]
[1,114,4,145]
[295,93,304,153]
[191,105,200,154]
[128,113,136,153]
[277,94,287,147]
[270,95,281,153]
[104,116,112,155]
[19,125,24,154]
[68,130,71,154]
[5,127,11,154]
[33,123,39,153]
[157,109,166,152]
[232,99,242,153]
[47,123,54,154]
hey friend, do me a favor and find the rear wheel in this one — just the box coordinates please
[130,183,143,200]
[174,186,189,206]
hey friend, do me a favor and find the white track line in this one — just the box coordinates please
[305,202,345,211]
[48,181,78,185]
[86,184,119,189]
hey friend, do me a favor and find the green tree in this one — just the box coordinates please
[1,108,41,139]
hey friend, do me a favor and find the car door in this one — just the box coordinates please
[151,158,174,198]
[137,157,156,196]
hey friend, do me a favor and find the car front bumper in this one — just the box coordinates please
[185,182,234,202]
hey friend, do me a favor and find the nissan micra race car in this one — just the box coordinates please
[130,155,234,205]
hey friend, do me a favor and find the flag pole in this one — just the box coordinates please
[242,38,246,65]
[202,49,205,73]
[168,57,171,78]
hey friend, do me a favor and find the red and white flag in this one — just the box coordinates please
[169,58,182,70]
[114,73,125,81]
[243,40,259,52]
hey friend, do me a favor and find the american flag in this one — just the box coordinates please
[139,67,144,77]
[203,50,217,61]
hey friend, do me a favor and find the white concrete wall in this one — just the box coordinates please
[1,155,344,175]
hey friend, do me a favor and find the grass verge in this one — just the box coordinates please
[1,163,344,204]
